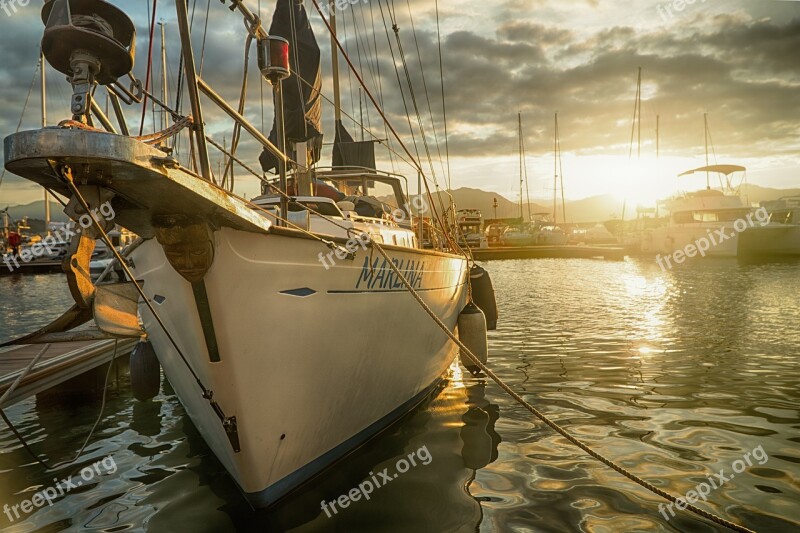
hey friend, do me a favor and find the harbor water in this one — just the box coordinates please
[1,258,798,532]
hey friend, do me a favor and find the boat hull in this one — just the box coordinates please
[738,224,800,258]
[131,227,468,507]
[643,223,740,258]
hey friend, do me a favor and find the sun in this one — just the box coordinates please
[597,156,684,216]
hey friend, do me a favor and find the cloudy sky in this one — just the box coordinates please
[0,0,798,210]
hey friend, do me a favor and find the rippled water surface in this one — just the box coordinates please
[1,258,798,532]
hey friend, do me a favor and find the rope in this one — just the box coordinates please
[57,116,193,146]
[72,15,114,39]
[367,241,756,533]
[0,341,118,470]
[0,344,51,408]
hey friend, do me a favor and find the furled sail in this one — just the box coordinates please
[332,120,376,169]
[259,0,323,174]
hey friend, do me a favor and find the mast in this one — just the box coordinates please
[330,9,342,125]
[637,67,641,160]
[704,113,710,189]
[553,112,558,224]
[656,114,660,159]
[175,0,213,183]
[2,209,8,243]
[518,113,523,220]
[159,21,169,147]
[522,116,531,223]
[41,53,50,236]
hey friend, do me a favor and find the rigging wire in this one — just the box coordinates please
[138,0,158,136]
[311,0,464,254]
[296,75,415,170]
[0,55,41,192]
[386,2,441,197]
[340,12,357,129]
[222,22,259,192]
[367,0,396,173]
[349,6,372,136]
[385,0,452,239]
[434,0,451,190]
[377,1,422,168]
[405,0,446,184]
[198,0,212,75]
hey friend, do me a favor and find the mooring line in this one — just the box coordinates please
[369,241,756,533]
[0,341,118,471]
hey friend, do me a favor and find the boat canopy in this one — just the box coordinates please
[678,165,746,177]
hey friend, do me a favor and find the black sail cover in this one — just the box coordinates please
[333,120,376,169]
[259,0,323,174]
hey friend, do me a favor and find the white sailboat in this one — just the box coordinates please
[4,0,479,508]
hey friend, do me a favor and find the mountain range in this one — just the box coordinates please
[430,185,800,223]
[4,185,799,226]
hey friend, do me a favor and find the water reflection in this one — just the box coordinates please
[1,260,799,531]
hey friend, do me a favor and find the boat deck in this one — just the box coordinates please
[472,245,626,261]
[0,339,137,407]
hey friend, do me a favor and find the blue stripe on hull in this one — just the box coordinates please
[243,375,447,508]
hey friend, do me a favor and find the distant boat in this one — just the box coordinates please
[642,165,753,257]
[456,209,485,248]
[739,195,800,258]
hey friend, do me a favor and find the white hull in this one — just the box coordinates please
[739,224,800,257]
[644,223,740,257]
[131,227,468,506]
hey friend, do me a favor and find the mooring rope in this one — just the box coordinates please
[0,341,118,470]
[368,241,756,533]
[0,344,51,408]
[58,116,193,145]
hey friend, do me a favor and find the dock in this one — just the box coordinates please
[0,338,138,407]
[0,260,64,276]
[471,245,626,261]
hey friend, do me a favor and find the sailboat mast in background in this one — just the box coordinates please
[41,52,49,236]
[553,112,566,225]
[518,113,524,220]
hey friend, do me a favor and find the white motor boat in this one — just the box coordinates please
[642,165,759,258]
